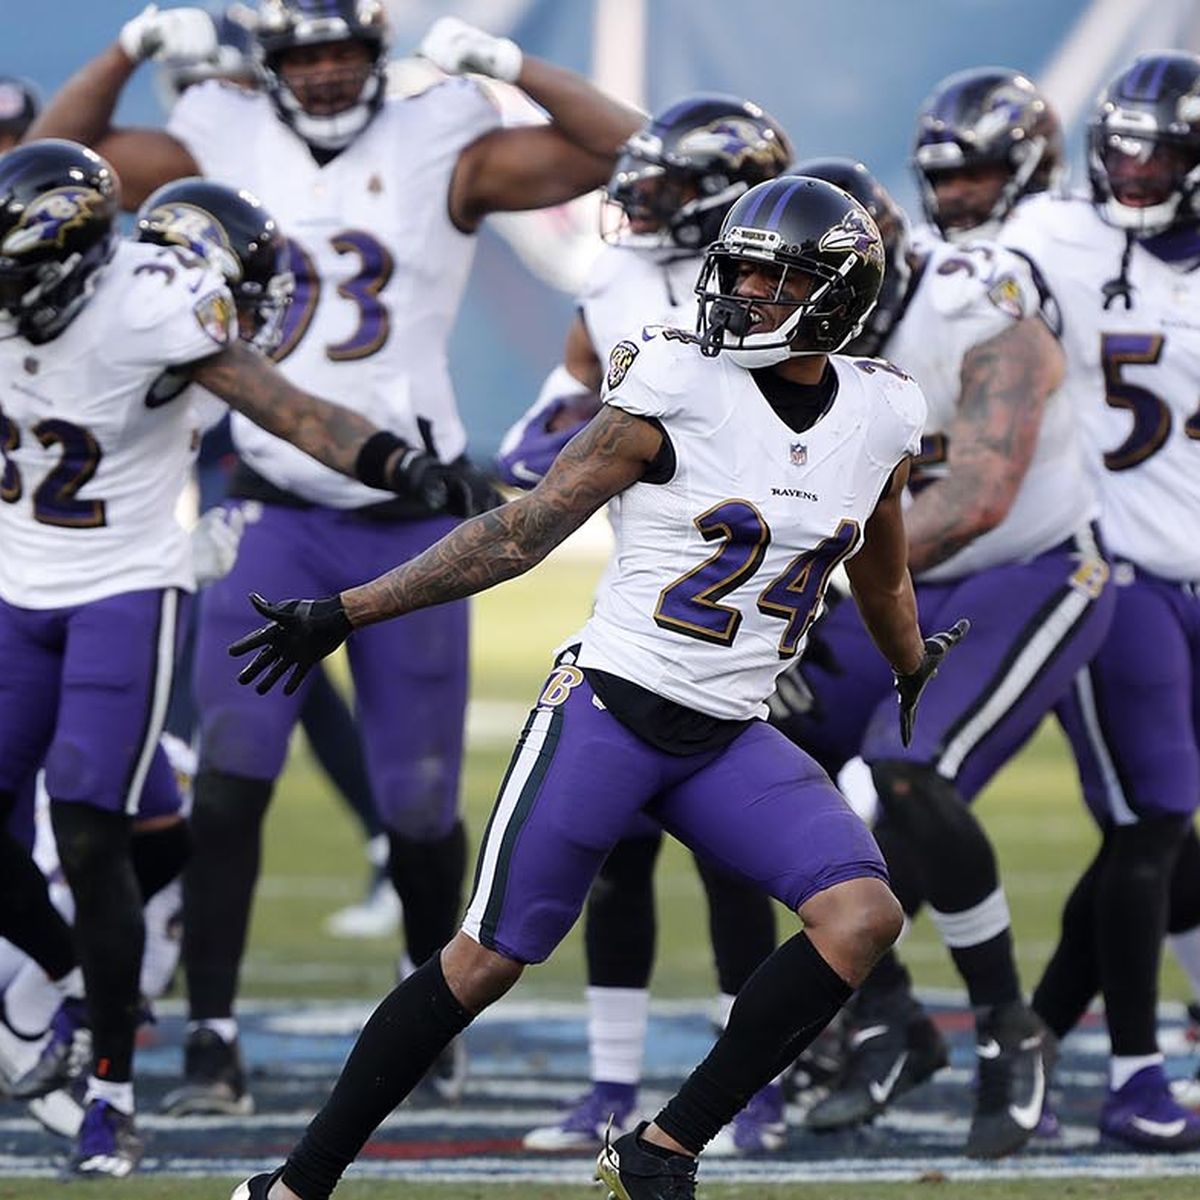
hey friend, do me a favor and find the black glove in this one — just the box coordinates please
[387,446,450,511]
[228,593,352,696]
[441,457,505,518]
[894,618,970,747]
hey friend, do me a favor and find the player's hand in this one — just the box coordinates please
[442,458,505,518]
[386,446,450,510]
[418,16,523,83]
[894,618,970,747]
[190,504,245,587]
[229,593,352,696]
[119,4,218,65]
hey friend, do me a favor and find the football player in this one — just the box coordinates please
[1001,51,1200,1150]
[0,76,40,152]
[500,94,796,1156]
[0,137,468,1177]
[767,158,1112,1158]
[910,66,1065,247]
[30,1,645,1114]
[225,175,965,1200]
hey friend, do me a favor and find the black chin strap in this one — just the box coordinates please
[1102,232,1136,311]
[699,299,752,357]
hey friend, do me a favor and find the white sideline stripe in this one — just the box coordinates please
[125,588,178,815]
[937,586,1091,778]
[930,887,1012,949]
[1073,665,1138,826]
[462,708,554,942]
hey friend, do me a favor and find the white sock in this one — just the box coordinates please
[85,1075,134,1116]
[54,966,85,1001]
[366,833,389,870]
[5,961,63,1036]
[189,1017,238,1044]
[140,879,183,1001]
[1110,1052,1162,1091]
[1169,929,1200,1003]
[587,986,649,1086]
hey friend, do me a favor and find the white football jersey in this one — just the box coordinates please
[886,237,1096,580]
[168,77,500,508]
[0,240,235,608]
[1002,195,1200,580]
[577,331,926,720]
[579,245,703,361]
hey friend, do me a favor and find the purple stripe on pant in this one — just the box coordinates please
[1057,567,1200,825]
[463,669,887,964]
[193,503,468,839]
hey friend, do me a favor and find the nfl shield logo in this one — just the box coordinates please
[790,442,807,466]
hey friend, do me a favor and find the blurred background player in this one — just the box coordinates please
[1002,50,1200,1152]
[30,2,645,1114]
[0,76,40,153]
[499,94,796,1156]
[766,153,1112,1159]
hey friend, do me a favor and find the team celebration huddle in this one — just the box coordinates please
[0,1,1199,1196]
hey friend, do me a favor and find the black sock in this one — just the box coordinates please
[1168,824,1200,934]
[282,954,473,1200]
[300,667,382,842]
[183,770,272,1020]
[0,809,76,981]
[874,761,1020,1008]
[388,822,467,967]
[52,804,143,1083]
[1033,843,1106,1040]
[696,856,776,996]
[132,820,192,903]
[1097,817,1186,1055]
[655,931,851,1153]
[586,834,662,988]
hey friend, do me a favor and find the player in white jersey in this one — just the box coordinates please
[31,1,645,1113]
[221,175,967,1200]
[1000,52,1200,1150]
[496,94,796,1156]
[0,136,475,1177]
[760,159,1112,1158]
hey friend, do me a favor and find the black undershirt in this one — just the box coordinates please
[584,362,841,755]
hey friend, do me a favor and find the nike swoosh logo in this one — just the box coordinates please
[1130,1115,1188,1139]
[976,1038,1002,1060]
[1008,1053,1045,1131]
[850,1024,889,1049]
[868,1052,908,1105]
[508,461,542,485]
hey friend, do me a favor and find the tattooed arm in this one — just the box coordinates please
[189,342,388,478]
[904,316,1064,574]
[343,407,662,627]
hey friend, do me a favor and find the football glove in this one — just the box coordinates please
[418,16,523,83]
[190,504,245,587]
[442,457,505,518]
[119,4,218,64]
[894,618,970,747]
[229,593,352,697]
[387,446,450,511]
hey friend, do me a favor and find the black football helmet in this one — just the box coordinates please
[695,175,886,366]
[136,178,293,353]
[0,77,41,149]
[603,93,793,255]
[0,139,119,344]
[912,67,1064,240]
[1088,52,1200,236]
[157,4,260,111]
[790,157,911,357]
[256,0,390,151]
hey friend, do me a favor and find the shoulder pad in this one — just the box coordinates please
[924,240,1038,320]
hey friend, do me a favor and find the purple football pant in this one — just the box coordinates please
[194,504,467,838]
[0,589,188,815]
[1057,567,1200,825]
[787,534,1115,800]
[461,666,887,964]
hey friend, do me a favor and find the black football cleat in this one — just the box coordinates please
[805,983,948,1130]
[162,1027,254,1116]
[231,1166,284,1199]
[966,1000,1052,1159]
[596,1121,697,1200]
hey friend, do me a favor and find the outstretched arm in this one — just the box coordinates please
[904,317,1064,574]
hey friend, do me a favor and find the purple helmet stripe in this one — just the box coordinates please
[764,178,807,230]
[294,0,342,16]
[737,178,775,228]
